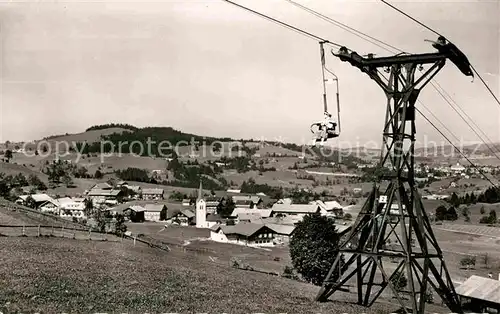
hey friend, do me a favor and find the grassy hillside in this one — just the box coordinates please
[0,236,447,313]
[41,127,131,144]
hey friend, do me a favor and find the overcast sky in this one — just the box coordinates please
[0,0,498,147]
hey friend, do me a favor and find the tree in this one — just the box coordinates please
[0,180,9,197]
[435,206,448,221]
[489,209,497,222]
[94,170,103,179]
[460,206,470,218]
[62,174,74,188]
[4,149,13,162]
[218,197,236,218]
[450,192,460,207]
[289,213,345,286]
[160,208,168,221]
[84,198,93,217]
[446,206,458,221]
[390,270,408,291]
[25,195,36,209]
[281,266,299,280]
[480,205,486,215]
[460,256,476,270]
[114,214,127,236]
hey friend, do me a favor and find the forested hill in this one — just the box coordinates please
[75,124,236,155]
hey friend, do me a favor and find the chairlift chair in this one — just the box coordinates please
[310,41,341,146]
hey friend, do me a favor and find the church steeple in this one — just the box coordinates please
[197,180,203,201]
[195,180,207,228]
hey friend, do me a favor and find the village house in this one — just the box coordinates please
[16,194,56,209]
[182,198,193,206]
[310,200,344,217]
[57,197,86,218]
[87,189,123,203]
[89,182,113,190]
[166,209,196,226]
[230,208,273,223]
[455,275,500,313]
[142,188,164,200]
[143,204,167,221]
[450,163,466,174]
[232,195,263,208]
[39,199,61,214]
[270,203,326,222]
[123,205,146,222]
[209,223,277,247]
[265,223,296,245]
[205,196,223,214]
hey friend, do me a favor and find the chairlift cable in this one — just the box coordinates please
[416,108,497,188]
[285,0,405,54]
[221,0,343,48]
[380,0,500,110]
[284,0,500,161]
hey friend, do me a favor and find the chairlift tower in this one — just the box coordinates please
[315,37,473,314]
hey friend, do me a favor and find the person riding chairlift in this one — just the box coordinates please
[312,112,338,145]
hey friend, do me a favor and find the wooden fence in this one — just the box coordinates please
[0,224,216,255]
[0,224,114,241]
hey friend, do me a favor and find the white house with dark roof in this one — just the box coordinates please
[90,182,113,190]
[232,195,262,207]
[142,188,164,200]
[16,194,57,209]
[270,203,326,222]
[86,189,123,203]
[209,223,277,247]
[143,204,167,221]
[57,197,86,218]
[230,208,273,223]
[205,196,223,214]
[310,200,344,217]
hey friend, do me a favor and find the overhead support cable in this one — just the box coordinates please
[416,107,497,188]
[283,0,500,161]
[221,0,343,48]
[379,0,500,110]
[284,0,404,54]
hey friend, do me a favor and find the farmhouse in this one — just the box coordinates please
[166,209,196,226]
[450,163,466,174]
[234,200,254,209]
[57,197,86,217]
[182,199,192,206]
[265,223,296,245]
[142,188,164,200]
[232,195,262,208]
[271,204,326,221]
[205,196,223,214]
[39,199,60,214]
[86,189,123,202]
[275,198,293,205]
[16,194,56,209]
[89,182,113,190]
[230,208,273,223]
[123,205,146,222]
[310,200,344,217]
[455,275,500,312]
[209,223,277,247]
[143,204,167,221]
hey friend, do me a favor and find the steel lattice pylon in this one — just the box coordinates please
[315,39,473,314]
